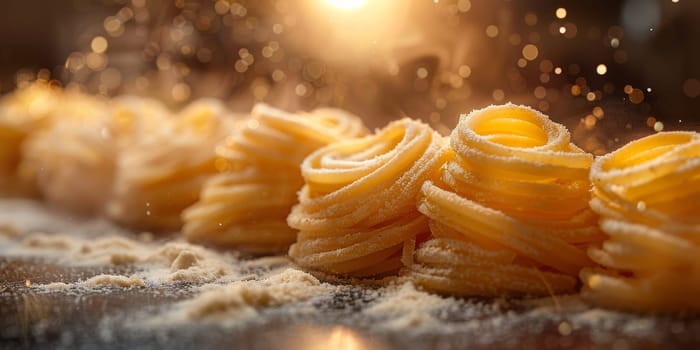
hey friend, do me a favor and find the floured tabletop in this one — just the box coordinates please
[1,199,699,350]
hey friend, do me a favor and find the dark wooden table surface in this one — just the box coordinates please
[1,199,700,350]
[2,257,700,350]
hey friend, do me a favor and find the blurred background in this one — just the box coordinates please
[1,0,699,153]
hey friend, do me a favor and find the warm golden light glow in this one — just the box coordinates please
[522,44,539,61]
[596,64,608,75]
[326,327,364,350]
[91,36,108,54]
[324,0,368,10]
[302,0,408,65]
[289,325,384,350]
[555,7,567,19]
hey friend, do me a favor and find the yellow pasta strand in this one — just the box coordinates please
[108,99,237,231]
[406,103,598,296]
[582,131,700,312]
[183,103,367,252]
[288,118,447,277]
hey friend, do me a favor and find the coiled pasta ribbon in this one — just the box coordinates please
[19,92,117,215]
[407,104,598,296]
[108,99,236,231]
[8,93,172,214]
[0,83,59,197]
[582,131,700,312]
[182,169,302,252]
[287,119,446,277]
[183,103,367,252]
[217,104,368,171]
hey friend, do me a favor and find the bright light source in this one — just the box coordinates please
[324,0,368,10]
[555,7,567,19]
[596,64,608,75]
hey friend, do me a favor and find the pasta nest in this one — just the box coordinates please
[582,131,700,312]
[0,82,61,196]
[408,103,599,296]
[287,118,446,277]
[183,103,367,252]
[108,99,236,231]
[18,94,172,215]
[19,92,116,215]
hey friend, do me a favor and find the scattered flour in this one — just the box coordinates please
[516,294,590,315]
[22,232,75,250]
[39,282,71,291]
[140,242,235,284]
[32,274,145,290]
[4,229,239,286]
[0,199,132,237]
[146,268,334,327]
[82,274,145,288]
[0,199,676,343]
[363,282,456,330]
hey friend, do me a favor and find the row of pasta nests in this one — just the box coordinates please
[0,82,370,241]
[1,82,62,197]
[4,83,698,311]
[0,83,239,227]
[182,103,369,253]
[108,99,238,231]
[286,102,700,312]
[285,103,602,294]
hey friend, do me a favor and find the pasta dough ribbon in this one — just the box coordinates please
[108,99,236,231]
[0,82,60,197]
[408,104,598,296]
[288,118,446,277]
[582,131,700,312]
[19,92,117,215]
[183,103,367,252]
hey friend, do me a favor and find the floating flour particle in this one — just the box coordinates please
[363,282,455,330]
[82,274,145,288]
